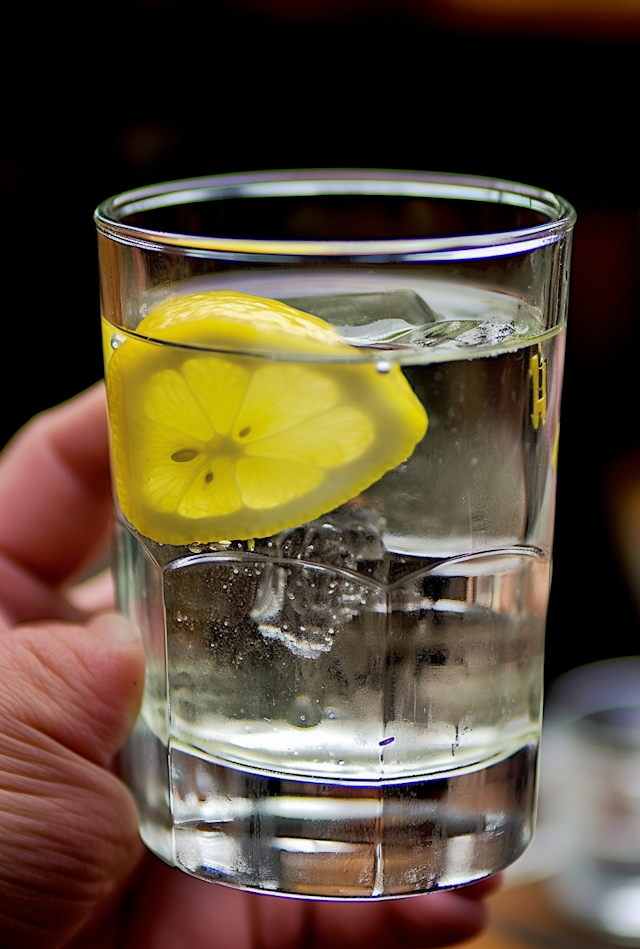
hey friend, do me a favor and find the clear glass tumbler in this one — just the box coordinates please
[545,658,640,942]
[95,171,575,898]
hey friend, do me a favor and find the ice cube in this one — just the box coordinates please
[250,558,376,660]
[362,350,530,557]
[413,320,516,350]
[277,505,388,582]
[249,507,389,659]
[280,290,515,350]
[281,290,436,345]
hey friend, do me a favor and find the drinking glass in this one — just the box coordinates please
[545,658,640,942]
[95,171,575,898]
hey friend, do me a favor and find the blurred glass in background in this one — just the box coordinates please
[540,659,640,943]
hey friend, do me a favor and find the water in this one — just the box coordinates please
[114,280,563,896]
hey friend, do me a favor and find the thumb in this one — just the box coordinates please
[0,614,145,948]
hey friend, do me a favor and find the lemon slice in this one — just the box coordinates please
[106,291,428,544]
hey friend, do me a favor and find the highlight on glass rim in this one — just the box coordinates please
[96,171,575,898]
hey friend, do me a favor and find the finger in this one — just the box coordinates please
[0,548,87,629]
[68,568,115,614]
[307,889,487,949]
[123,865,305,949]
[0,614,144,948]
[124,859,491,949]
[457,872,502,900]
[390,890,488,946]
[0,384,112,625]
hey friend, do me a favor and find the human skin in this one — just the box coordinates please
[0,385,497,949]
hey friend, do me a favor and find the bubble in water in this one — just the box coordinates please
[111,332,126,350]
[291,695,322,728]
[376,360,392,374]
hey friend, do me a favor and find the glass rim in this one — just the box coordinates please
[94,169,576,263]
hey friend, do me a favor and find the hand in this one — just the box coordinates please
[0,385,498,948]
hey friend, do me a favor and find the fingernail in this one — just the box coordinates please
[88,612,141,645]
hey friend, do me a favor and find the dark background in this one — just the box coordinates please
[2,0,639,685]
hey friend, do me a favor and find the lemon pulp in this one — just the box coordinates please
[106,291,428,544]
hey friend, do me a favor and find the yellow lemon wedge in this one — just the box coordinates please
[105,290,428,544]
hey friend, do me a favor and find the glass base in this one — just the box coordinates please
[124,722,537,898]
